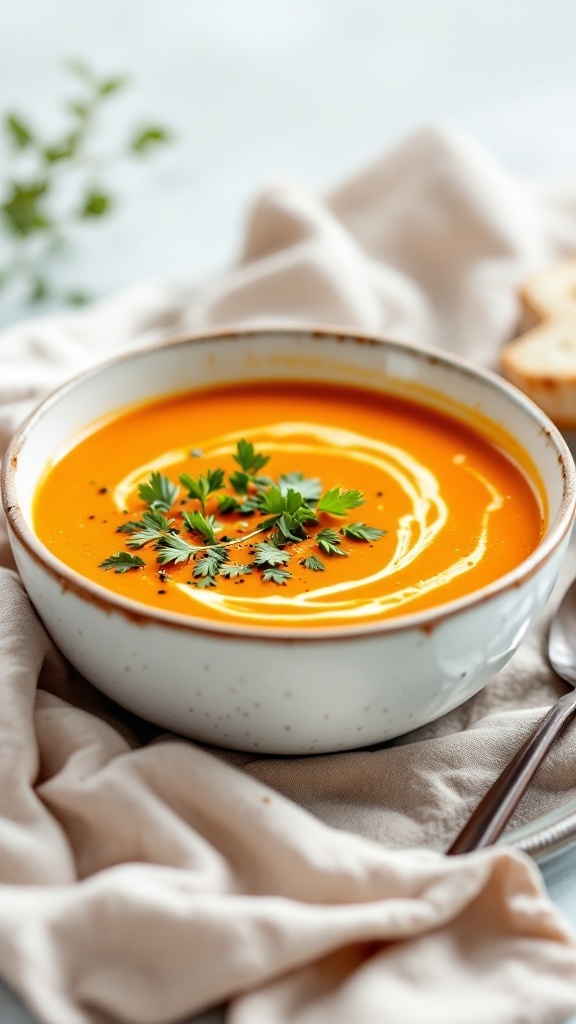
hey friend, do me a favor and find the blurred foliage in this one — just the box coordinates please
[0,58,171,307]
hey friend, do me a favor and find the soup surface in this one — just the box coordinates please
[33,380,543,629]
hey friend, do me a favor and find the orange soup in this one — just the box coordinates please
[33,380,544,629]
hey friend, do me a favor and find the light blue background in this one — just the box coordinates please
[2,1,576,1020]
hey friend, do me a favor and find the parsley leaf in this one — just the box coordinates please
[194,548,227,578]
[229,470,250,495]
[340,522,386,542]
[316,528,348,557]
[194,576,218,589]
[317,487,364,516]
[116,520,144,534]
[156,534,199,565]
[258,487,317,529]
[258,485,286,515]
[261,566,291,585]
[182,510,220,544]
[138,472,179,512]
[300,554,326,571]
[219,563,253,578]
[253,541,291,567]
[217,494,243,513]
[179,468,225,510]
[126,511,177,548]
[233,439,270,475]
[274,512,306,543]
[279,472,322,505]
[98,552,146,573]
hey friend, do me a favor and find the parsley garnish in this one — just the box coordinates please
[194,575,218,589]
[261,566,291,585]
[182,510,220,544]
[233,439,270,475]
[317,487,364,516]
[138,472,179,513]
[258,485,287,515]
[340,522,386,542]
[220,563,253,579]
[228,470,250,495]
[217,494,243,513]
[278,472,321,505]
[317,528,348,557]
[126,511,176,547]
[258,487,317,544]
[116,520,144,534]
[99,437,385,590]
[98,551,146,572]
[300,554,326,571]
[179,468,225,511]
[253,541,291,567]
[156,534,200,565]
[194,548,227,579]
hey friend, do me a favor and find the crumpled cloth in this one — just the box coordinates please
[1,124,576,1024]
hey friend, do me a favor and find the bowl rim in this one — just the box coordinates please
[3,324,576,642]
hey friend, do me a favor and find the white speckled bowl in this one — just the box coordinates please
[3,328,575,754]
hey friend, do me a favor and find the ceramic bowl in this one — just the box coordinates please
[3,327,575,754]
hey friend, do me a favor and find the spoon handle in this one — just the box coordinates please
[447,689,576,855]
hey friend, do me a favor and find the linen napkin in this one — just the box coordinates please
[2,123,576,1024]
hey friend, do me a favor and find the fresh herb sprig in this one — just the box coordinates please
[99,438,386,589]
[179,468,225,511]
[137,476,178,514]
[1,58,171,306]
[99,551,146,573]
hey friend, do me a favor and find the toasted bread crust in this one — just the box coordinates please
[501,261,576,428]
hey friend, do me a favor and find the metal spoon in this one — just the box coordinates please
[448,575,576,855]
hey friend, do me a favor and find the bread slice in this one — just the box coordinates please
[519,259,576,323]
[501,320,576,428]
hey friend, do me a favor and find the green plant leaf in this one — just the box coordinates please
[138,472,179,512]
[300,554,326,571]
[131,125,170,153]
[43,131,81,164]
[99,76,127,97]
[182,510,219,545]
[5,114,34,149]
[116,520,143,534]
[275,512,305,543]
[233,439,270,475]
[98,551,145,573]
[219,563,253,579]
[180,467,225,510]
[316,528,348,557]
[194,575,218,589]
[69,100,90,119]
[258,485,286,516]
[261,566,291,585]
[125,511,176,548]
[229,470,250,495]
[65,290,90,306]
[66,58,95,84]
[156,533,199,565]
[81,189,112,218]
[340,522,386,542]
[253,542,291,567]
[28,278,49,303]
[279,472,322,504]
[194,548,227,578]
[217,494,243,513]
[317,487,365,516]
[2,182,49,237]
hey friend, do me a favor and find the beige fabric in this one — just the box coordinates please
[2,124,576,1023]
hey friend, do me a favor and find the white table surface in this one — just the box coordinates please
[2,1,576,1020]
